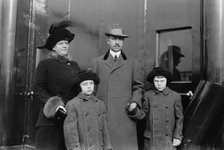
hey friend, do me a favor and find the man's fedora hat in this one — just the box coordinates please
[168,45,184,57]
[105,24,129,38]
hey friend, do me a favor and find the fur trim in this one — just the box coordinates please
[43,96,64,118]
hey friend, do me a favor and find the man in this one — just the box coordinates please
[91,24,144,150]
[160,45,185,81]
[171,45,185,81]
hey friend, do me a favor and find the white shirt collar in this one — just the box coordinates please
[110,50,121,58]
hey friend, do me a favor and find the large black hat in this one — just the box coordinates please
[147,67,173,83]
[73,69,100,86]
[38,20,75,50]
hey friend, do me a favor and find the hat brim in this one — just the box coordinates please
[37,45,52,51]
[105,33,129,38]
[174,53,185,57]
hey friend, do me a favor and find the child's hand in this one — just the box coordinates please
[56,105,67,113]
[128,102,137,112]
[172,138,181,146]
[186,90,193,99]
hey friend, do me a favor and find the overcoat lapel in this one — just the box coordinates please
[104,53,115,69]
[112,55,125,71]
[103,50,127,72]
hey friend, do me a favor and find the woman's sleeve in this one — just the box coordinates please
[34,60,51,106]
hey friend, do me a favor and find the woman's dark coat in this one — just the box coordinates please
[64,93,112,150]
[130,87,184,150]
[34,55,80,149]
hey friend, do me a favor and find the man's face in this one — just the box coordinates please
[53,40,69,56]
[153,76,167,91]
[80,80,95,95]
[107,36,124,52]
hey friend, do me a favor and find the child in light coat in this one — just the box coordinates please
[63,69,112,150]
[127,67,184,150]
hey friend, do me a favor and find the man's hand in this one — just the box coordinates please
[172,138,181,146]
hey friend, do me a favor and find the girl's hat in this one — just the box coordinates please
[73,69,100,86]
[147,67,173,83]
[38,20,75,50]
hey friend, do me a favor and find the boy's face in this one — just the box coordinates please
[80,80,95,95]
[153,76,167,91]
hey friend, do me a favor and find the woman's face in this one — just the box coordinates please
[53,40,69,56]
[80,80,95,95]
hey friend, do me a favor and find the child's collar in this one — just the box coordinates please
[153,87,169,95]
[77,93,98,102]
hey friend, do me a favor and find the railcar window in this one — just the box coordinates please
[156,27,194,83]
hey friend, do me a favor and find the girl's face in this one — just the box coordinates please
[153,76,167,91]
[80,80,95,95]
[53,40,69,56]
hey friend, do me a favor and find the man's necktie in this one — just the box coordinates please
[114,55,117,62]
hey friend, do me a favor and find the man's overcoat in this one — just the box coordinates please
[92,50,144,150]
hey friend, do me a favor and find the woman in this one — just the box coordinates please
[34,21,80,150]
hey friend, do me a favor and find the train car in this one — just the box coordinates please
[0,0,223,149]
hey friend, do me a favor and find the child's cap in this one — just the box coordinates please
[73,69,100,86]
[147,67,173,83]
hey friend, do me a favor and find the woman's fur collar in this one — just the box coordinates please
[47,51,73,62]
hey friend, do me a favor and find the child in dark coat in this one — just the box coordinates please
[127,67,184,150]
[63,69,112,150]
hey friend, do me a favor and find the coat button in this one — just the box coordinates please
[166,119,169,122]
[85,113,88,116]
[166,133,169,136]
